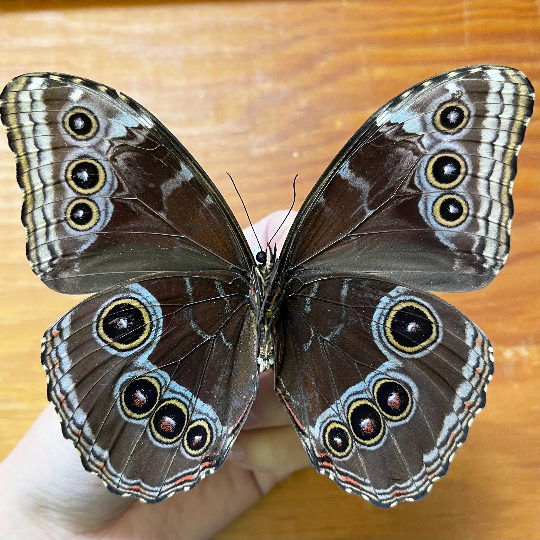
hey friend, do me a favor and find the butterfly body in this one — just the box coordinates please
[249,248,284,371]
[0,66,533,507]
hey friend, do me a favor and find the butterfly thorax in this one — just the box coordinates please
[249,248,283,372]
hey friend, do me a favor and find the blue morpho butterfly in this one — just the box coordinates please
[0,66,534,506]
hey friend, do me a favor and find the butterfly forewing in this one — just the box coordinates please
[278,66,534,292]
[0,73,253,294]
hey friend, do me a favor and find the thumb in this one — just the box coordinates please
[0,404,133,536]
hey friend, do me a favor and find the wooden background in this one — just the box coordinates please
[0,1,538,538]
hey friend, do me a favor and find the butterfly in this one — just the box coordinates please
[0,66,534,507]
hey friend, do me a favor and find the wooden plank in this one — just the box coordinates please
[0,1,538,538]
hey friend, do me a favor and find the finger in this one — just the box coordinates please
[243,210,297,254]
[227,424,310,479]
[243,371,290,429]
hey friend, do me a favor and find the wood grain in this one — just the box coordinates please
[0,1,538,538]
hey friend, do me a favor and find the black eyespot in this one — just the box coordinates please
[433,101,469,134]
[97,298,151,351]
[426,153,467,188]
[385,300,438,354]
[63,107,99,140]
[151,400,188,444]
[66,159,105,194]
[255,251,267,264]
[348,400,384,446]
[324,422,352,457]
[66,198,99,230]
[374,379,412,421]
[433,194,469,227]
[121,377,160,419]
[183,420,212,456]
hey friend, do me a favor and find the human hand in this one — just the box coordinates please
[0,211,309,540]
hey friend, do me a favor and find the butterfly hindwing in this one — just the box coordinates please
[279,65,534,292]
[0,73,252,294]
[276,276,493,507]
[42,271,258,501]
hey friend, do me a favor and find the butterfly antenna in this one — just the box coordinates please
[268,174,297,247]
[226,172,263,254]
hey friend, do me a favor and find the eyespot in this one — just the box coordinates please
[97,298,152,351]
[66,159,106,194]
[63,107,99,140]
[426,152,467,189]
[65,198,99,231]
[120,377,160,419]
[324,422,352,457]
[385,300,438,354]
[374,379,412,421]
[433,101,469,134]
[348,400,384,446]
[151,400,188,444]
[183,420,212,456]
[432,194,469,227]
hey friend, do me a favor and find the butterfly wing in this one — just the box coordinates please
[42,271,258,501]
[279,65,534,292]
[275,276,492,507]
[0,73,252,294]
[275,65,533,505]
